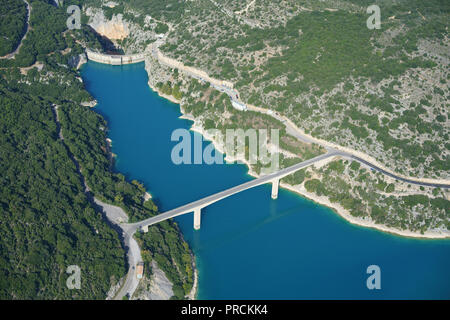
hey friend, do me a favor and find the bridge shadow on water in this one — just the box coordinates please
[183,190,309,253]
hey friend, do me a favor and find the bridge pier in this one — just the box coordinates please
[194,208,201,230]
[271,178,279,199]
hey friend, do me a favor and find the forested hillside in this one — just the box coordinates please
[0,0,194,299]
[0,83,126,299]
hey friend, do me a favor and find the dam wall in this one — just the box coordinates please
[86,49,145,65]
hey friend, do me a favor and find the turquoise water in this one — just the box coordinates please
[81,61,450,299]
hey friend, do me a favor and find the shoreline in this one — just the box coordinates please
[148,81,181,105]
[279,183,450,240]
[187,256,198,300]
[146,66,449,240]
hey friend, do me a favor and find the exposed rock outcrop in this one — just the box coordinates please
[134,261,174,300]
[86,8,129,40]
[68,53,87,69]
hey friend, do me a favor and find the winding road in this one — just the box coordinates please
[51,104,142,300]
[149,43,450,189]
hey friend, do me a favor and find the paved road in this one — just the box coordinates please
[113,232,141,300]
[348,154,450,189]
[329,149,450,189]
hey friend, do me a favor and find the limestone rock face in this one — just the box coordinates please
[86,8,129,40]
[147,261,174,300]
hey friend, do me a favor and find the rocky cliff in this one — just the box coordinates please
[85,7,129,40]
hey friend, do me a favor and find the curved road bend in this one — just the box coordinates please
[348,154,450,189]
[92,198,142,300]
[0,0,31,60]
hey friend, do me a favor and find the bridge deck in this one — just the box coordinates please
[127,152,336,232]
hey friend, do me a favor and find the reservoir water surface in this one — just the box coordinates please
[81,61,450,299]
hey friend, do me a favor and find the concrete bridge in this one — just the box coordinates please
[125,152,336,233]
